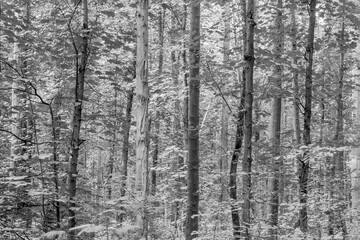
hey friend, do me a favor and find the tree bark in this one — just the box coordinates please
[290,0,301,146]
[299,0,316,235]
[269,0,283,238]
[67,0,88,239]
[186,0,200,239]
[135,0,150,237]
[122,88,134,198]
[241,1,256,239]
[229,81,245,240]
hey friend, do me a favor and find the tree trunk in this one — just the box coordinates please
[290,0,301,146]
[241,1,256,239]
[229,81,245,240]
[329,9,347,238]
[269,0,283,238]
[186,0,200,239]
[151,6,164,196]
[299,0,316,235]
[122,88,134,198]
[67,0,88,239]
[107,89,117,200]
[182,0,189,169]
[135,0,150,237]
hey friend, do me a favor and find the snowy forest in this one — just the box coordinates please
[1,0,360,239]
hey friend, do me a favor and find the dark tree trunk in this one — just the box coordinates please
[186,0,200,239]
[241,1,256,239]
[269,0,283,239]
[299,0,316,235]
[67,0,88,239]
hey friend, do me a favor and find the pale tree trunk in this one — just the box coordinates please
[299,0,316,235]
[219,0,230,204]
[186,0,200,239]
[269,0,283,239]
[67,0,88,239]
[241,1,256,239]
[290,0,301,146]
[135,0,150,238]
[329,9,347,238]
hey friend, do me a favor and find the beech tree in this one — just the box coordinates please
[135,0,150,237]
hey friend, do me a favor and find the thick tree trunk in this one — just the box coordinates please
[241,1,256,239]
[299,0,316,235]
[269,0,283,238]
[186,1,200,239]
[67,0,88,239]
[135,0,150,237]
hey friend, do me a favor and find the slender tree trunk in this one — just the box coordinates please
[186,1,200,239]
[170,6,183,229]
[67,0,88,239]
[151,6,164,196]
[182,1,189,167]
[229,81,245,240]
[50,93,62,228]
[219,0,230,204]
[269,0,283,239]
[229,2,246,239]
[121,88,134,198]
[329,10,347,238]
[241,1,256,239]
[299,0,316,235]
[107,89,117,200]
[135,0,150,237]
[290,0,301,146]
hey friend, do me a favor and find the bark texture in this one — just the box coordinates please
[241,0,256,239]
[186,0,200,239]
[135,0,150,237]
